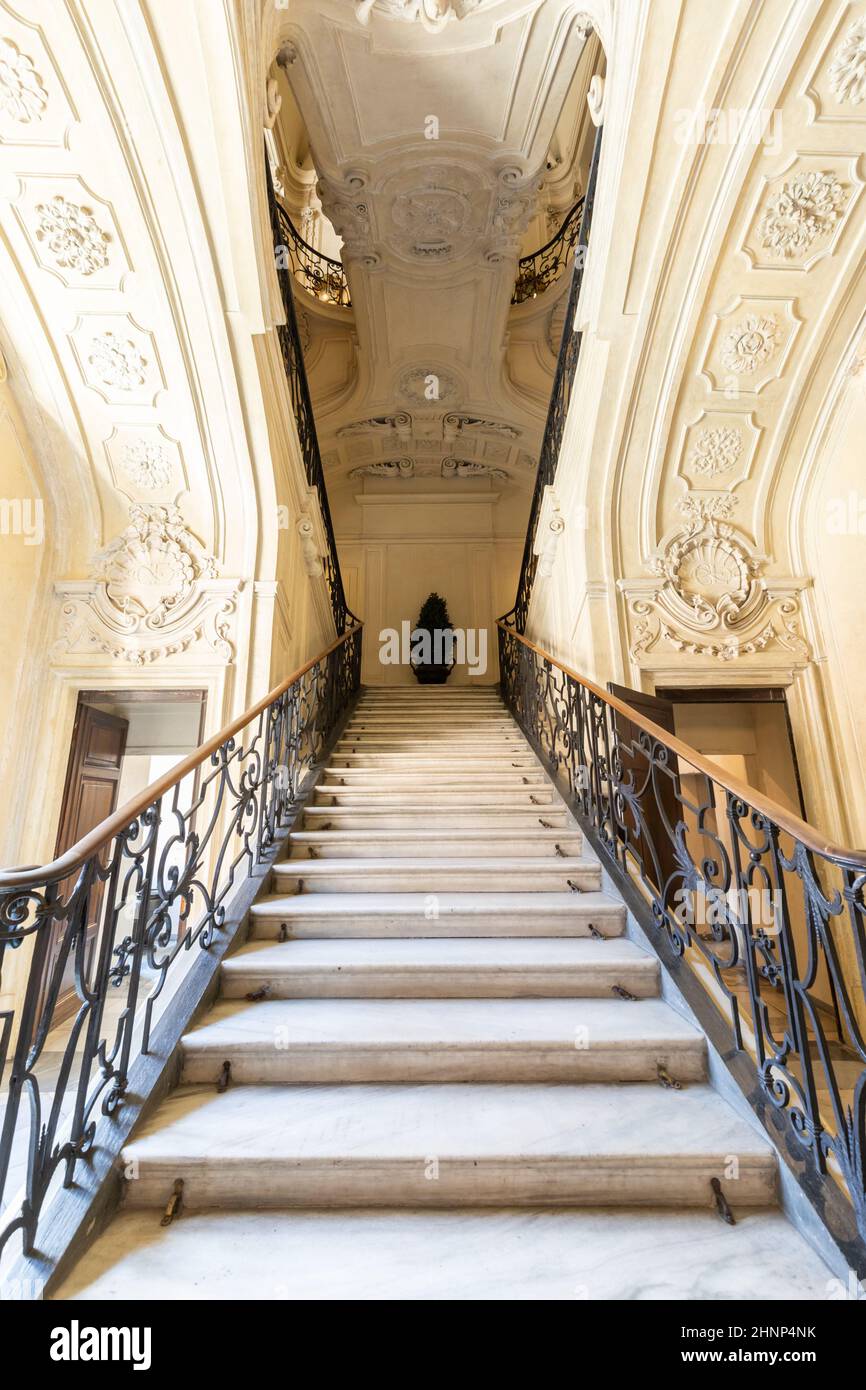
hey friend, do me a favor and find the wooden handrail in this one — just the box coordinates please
[0,624,363,893]
[497,621,866,869]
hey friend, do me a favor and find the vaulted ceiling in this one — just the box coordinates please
[270,0,600,500]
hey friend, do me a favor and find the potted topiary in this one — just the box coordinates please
[411,592,455,684]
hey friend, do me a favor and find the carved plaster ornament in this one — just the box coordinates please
[758,171,848,259]
[720,315,780,375]
[349,459,415,479]
[443,413,520,440]
[829,19,866,105]
[0,36,48,122]
[265,77,282,130]
[354,1,484,33]
[35,196,110,275]
[441,457,508,481]
[92,503,217,627]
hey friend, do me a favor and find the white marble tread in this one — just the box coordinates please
[249,889,622,919]
[124,1082,770,1161]
[54,1207,835,1301]
[272,856,597,876]
[180,996,703,1051]
[219,936,658,997]
[287,828,583,858]
[222,936,655,972]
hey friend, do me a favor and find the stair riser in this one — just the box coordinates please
[272,868,601,893]
[122,1159,773,1211]
[248,912,625,940]
[219,964,658,999]
[322,770,548,784]
[313,789,556,806]
[344,721,516,731]
[288,836,583,859]
[328,756,539,767]
[180,1045,705,1086]
[302,811,571,829]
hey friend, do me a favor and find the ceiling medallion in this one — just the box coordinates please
[354,1,484,34]
[720,315,779,375]
[0,35,48,123]
[35,195,110,276]
[121,440,173,491]
[829,18,866,105]
[392,183,472,260]
[689,425,743,478]
[88,332,148,390]
[758,170,848,259]
[398,367,459,404]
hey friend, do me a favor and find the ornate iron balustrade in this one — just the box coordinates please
[505,127,602,635]
[273,201,351,309]
[498,620,866,1266]
[511,197,585,306]
[0,626,362,1262]
[267,165,356,636]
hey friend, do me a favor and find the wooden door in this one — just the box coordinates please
[42,705,129,1026]
[607,683,680,902]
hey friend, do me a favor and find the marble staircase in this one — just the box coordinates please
[55,686,836,1299]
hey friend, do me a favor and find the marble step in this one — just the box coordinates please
[271,856,601,894]
[340,721,522,732]
[248,890,626,939]
[287,828,583,859]
[313,785,557,806]
[334,738,528,751]
[302,806,571,829]
[220,937,658,999]
[119,1082,768,1208]
[320,767,548,784]
[179,997,705,1083]
[54,1205,835,1301]
[330,752,540,766]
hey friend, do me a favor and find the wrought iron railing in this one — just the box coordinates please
[267,164,356,635]
[511,197,585,306]
[505,127,602,635]
[0,626,362,1262]
[273,202,351,309]
[498,621,866,1265]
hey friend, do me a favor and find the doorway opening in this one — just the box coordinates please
[44,689,206,1031]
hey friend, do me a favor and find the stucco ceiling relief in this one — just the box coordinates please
[741,157,861,271]
[676,410,761,493]
[0,33,47,123]
[53,503,237,668]
[805,6,866,122]
[354,0,487,31]
[699,297,801,395]
[829,16,866,105]
[103,427,187,503]
[0,10,73,149]
[620,496,811,667]
[14,177,129,288]
[69,316,164,407]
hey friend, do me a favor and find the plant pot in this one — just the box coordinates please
[412,663,454,685]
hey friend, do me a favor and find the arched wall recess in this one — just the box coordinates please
[524,1,866,852]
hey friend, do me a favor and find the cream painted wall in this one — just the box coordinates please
[333,479,521,684]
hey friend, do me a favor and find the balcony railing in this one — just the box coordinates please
[273,202,351,309]
[498,620,866,1267]
[504,127,602,635]
[268,164,356,636]
[511,197,585,306]
[0,626,362,1270]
